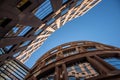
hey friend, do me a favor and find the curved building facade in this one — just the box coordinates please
[25,41,120,80]
[0,0,101,63]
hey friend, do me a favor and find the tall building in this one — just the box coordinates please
[0,0,101,63]
[25,41,120,80]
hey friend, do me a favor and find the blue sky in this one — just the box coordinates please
[25,0,120,68]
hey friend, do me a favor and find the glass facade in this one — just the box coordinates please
[67,62,98,79]
[0,60,28,80]
[104,57,120,69]
[18,26,32,36]
[34,0,53,20]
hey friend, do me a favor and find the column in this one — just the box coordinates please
[94,55,117,71]
[55,66,60,80]
[62,63,68,80]
[87,56,109,75]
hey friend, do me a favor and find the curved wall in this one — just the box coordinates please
[25,41,120,80]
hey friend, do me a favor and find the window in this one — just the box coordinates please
[67,66,72,72]
[63,49,77,57]
[11,60,28,73]
[80,5,86,10]
[13,51,21,57]
[79,77,85,80]
[84,64,91,73]
[62,0,68,4]
[0,70,11,80]
[20,40,31,47]
[19,54,26,60]
[46,56,56,65]
[70,10,75,15]
[67,61,99,79]
[61,8,69,16]
[0,17,11,27]
[62,45,70,49]
[18,26,32,36]
[85,46,97,51]
[47,18,55,25]
[12,27,19,33]
[74,65,82,73]
[5,45,13,51]
[50,49,58,54]
[68,76,76,80]
[104,57,120,69]
[0,48,5,55]
[34,29,42,35]
[34,0,53,20]
[47,76,54,80]
[17,0,31,11]
[90,0,98,6]
[0,60,28,80]
[76,0,83,7]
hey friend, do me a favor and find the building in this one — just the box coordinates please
[0,0,101,63]
[25,41,120,80]
[0,57,29,80]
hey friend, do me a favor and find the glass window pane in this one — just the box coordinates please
[46,56,56,65]
[69,76,76,80]
[34,0,53,20]
[0,48,5,54]
[62,0,68,4]
[85,46,97,51]
[67,67,72,72]
[104,57,120,69]
[79,77,85,80]
[47,18,55,25]
[0,70,12,80]
[12,27,19,33]
[20,40,31,47]
[5,45,13,51]
[12,61,28,73]
[34,29,42,35]
[61,8,69,16]
[13,51,21,57]
[47,76,54,80]
[18,26,32,36]
[76,0,83,7]
[74,65,82,73]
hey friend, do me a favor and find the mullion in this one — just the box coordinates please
[5,64,24,79]
[8,62,25,77]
